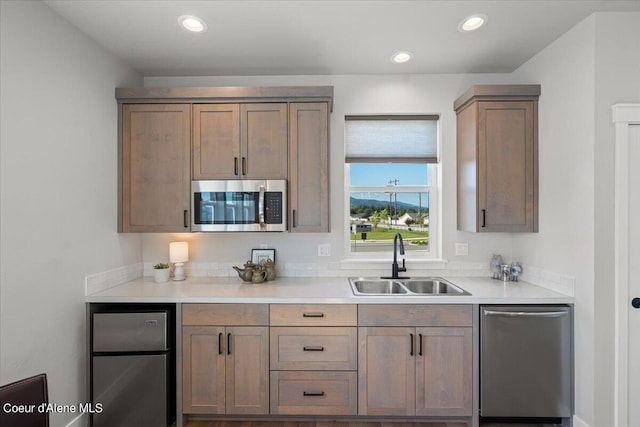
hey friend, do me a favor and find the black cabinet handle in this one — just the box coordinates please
[292,209,296,228]
[234,157,238,176]
[410,333,414,356]
[302,312,324,318]
[218,332,223,355]
[303,346,325,352]
[632,297,640,309]
[242,157,247,175]
[227,332,231,355]
[303,391,325,397]
[183,210,188,228]
[418,333,423,356]
[481,209,486,228]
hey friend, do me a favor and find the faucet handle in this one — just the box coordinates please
[399,258,407,272]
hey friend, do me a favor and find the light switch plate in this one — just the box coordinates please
[318,244,331,257]
[455,243,469,256]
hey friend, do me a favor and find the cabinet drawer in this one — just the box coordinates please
[270,304,356,326]
[358,304,473,327]
[182,304,269,326]
[270,327,357,370]
[270,371,357,415]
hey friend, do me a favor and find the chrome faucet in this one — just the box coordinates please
[391,233,407,279]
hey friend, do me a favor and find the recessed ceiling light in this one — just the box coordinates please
[178,15,207,33]
[391,51,413,64]
[458,14,488,32]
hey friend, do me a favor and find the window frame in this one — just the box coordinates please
[344,163,439,260]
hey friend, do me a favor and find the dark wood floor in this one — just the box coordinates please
[185,422,559,427]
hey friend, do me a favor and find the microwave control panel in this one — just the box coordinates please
[264,192,283,224]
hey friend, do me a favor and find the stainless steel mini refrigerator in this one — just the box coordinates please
[91,311,170,427]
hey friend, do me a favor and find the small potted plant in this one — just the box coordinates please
[153,263,170,283]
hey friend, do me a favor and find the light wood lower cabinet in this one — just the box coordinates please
[270,371,357,415]
[180,303,473,421]
[182,304,269,415]
[358,305,473,417]
[269,304,358,416]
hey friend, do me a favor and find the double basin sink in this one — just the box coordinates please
[349,277,470,296]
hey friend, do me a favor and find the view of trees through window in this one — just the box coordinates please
[348,163,430,253]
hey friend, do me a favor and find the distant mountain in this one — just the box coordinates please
[350,196,426,211]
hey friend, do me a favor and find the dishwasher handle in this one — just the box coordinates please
[483,309,568,318]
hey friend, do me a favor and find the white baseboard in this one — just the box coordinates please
[573,414,591,427]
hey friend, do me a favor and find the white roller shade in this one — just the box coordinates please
[345,115,439,163]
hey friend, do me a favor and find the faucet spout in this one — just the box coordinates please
[391,233,407,279]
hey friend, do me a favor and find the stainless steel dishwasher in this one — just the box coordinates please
[91,309,173,427]
[480,305,573,421]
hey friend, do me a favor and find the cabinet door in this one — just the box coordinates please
[358,327,415,416]
[193,104,240,179]
[415,327,472,416]
[182,326,226,414]
[240,103,288,180]
[120,104,190,232]
[289,102,329,232]
[225,326,269,414]
[478,101,537,232]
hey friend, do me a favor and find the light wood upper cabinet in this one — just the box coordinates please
[192,104,240,180]
[241,103,288,180]
[117,86,333,233]
[119,104,191,232]
[455,85,540,232]
[289,102,330,232]
[192,103,287,180]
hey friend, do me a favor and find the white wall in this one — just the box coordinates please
[511,11,640,427]
[0,1,142,426]
[143,74,518,273]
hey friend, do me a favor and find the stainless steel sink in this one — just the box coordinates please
[349,277,470,296]
[351,279,408,295]
[402,279,468,295]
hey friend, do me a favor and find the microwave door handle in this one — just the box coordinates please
[258,185,266,228]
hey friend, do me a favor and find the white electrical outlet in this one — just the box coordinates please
[318,244,331,257]
[455,243,469,256]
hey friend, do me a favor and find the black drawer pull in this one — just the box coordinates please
[481,209,486,228]
[234,157,239,176]
[227,332,231,355]
[418,333,423,356]
[303,391,325,397]
[302,312,324,318]
[218,332,223,355]
[303,346,325,352]
[183,210,189,228]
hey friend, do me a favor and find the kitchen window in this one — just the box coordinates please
[344,115,439,258]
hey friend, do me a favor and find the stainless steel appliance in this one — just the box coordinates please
[91,310,172,427]
[480,305,573,420]
[192,179,286,232]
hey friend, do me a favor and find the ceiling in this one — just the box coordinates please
[44,0,640,76]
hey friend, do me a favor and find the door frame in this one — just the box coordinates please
[612,103,640,427]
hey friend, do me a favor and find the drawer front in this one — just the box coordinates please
[358,304,473,327]
[270,371,357,415]
[270,327,357,370]
[270,304,357,326]
[182,304,269,326]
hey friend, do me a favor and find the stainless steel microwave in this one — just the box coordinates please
[192,180,286,232]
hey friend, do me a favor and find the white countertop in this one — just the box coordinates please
[86,276,573,304]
